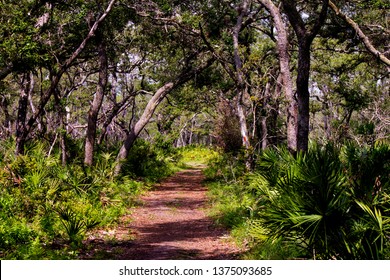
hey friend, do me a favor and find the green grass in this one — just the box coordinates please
[205,180,255,252]
[176,145,219,168]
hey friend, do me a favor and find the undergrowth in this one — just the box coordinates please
[121,139,180,181]
[204,142,390,260]
[0,138,177,259]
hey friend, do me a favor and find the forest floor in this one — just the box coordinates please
[80,168,243,260]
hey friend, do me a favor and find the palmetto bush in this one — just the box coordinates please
[249,143,390,259]
[0,140,151,259]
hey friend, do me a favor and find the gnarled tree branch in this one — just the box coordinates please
[329,0,390,68]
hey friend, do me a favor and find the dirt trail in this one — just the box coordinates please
[82,169,242,260]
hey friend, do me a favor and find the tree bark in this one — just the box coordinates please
[27,74,43,133]
[233,0,251,151]
[202,1,252,152]
[269,73,283,146]
[15,73,33,155]
[84,37,108,166]
[295,40,312,152]
[259,0,297,152]
[52,87,68,166]
[258,78,272,150]
[0,93,11,138]
[114,82,174,175]
[97,95,133,146]
[281,0,328,152]
[321,86,331,140]
[328,0,390,68]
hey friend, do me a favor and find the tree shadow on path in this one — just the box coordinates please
[81,169,243,260]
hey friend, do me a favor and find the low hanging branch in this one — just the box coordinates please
[329,0,390,68]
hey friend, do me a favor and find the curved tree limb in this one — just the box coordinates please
[329,0,390,68]
[62,0,116,71]
[114,56,215,175]
[199,23,236,81]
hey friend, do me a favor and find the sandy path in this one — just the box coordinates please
[82,169,241,260]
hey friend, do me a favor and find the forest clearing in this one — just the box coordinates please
[0,1,389,260]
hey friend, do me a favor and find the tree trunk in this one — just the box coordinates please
[260,116,268,150]
[98,69,118,145]
[322,87,331,140]
[84,38,108,166]
[27,79,42,133]
[97,95,133,145]
[15,73,33,155]
[259,0,297,152]
[296,40,311,151]
[268,73,282,146]
[233,0,251,151]
[281,0,328,152]
[258,78,272,150]
[114,82,174,175]
[236,97,251,149]
[0,93,11,138]
[232,0,254,170]
[60,132,67,166]
[53,88,68,166]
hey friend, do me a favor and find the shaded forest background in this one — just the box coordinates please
[0,0,389,259]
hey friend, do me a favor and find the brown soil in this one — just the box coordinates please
[81,169,242,260]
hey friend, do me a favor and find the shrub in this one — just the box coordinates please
[121,139,177,181]
[249,143,390,259]
[0,140,152,259]
[204,150,247,183]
